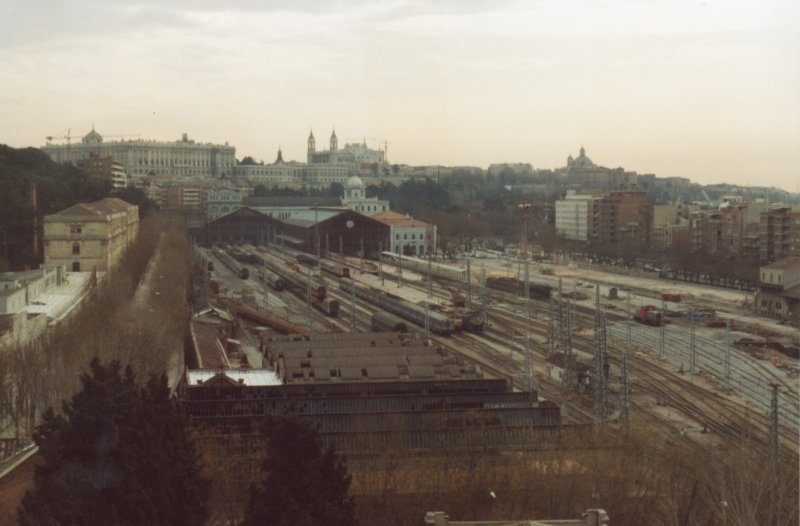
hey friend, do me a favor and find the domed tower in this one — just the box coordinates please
[307,130,315,163]
[346,176,365,200]
[82,126,103,145]
[330,128,338,152]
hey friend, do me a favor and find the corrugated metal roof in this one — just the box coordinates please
[408,365,436,378]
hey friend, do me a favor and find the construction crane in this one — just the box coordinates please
[45,128,73,162]
[382,139,392,163]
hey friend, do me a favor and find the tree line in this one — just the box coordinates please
[0,144,155,271]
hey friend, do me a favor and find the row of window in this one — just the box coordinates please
[395,232,424,240]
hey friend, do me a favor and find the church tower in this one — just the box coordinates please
[307,130,315,163]
[330,129,338,152]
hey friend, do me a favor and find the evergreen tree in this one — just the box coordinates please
[18,359,209,526]
[243,415,356,526]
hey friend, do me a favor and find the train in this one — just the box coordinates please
[256,271,286,292]
[213,248,251,280]
[319,259,351,278]
[633,305,663,326]
[371,311,410,333]
[296,253,319,267]
[312,297,341,317]
[485,276,552,301]
[380,252,466,282]
[339,279,455,336]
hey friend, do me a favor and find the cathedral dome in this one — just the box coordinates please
[347,176,364,189]
[82,127,103,145]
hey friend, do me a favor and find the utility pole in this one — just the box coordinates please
[770,383,780,475]
[306,272,313,333]
[480,262,487,323]
[379,240,384,286]
[466,257,472,310]
[351,282,357,331]
[621,346,629,422]
[314,208,320,264]
[689,320,697,374]
[725,319,732,380]
[427,252,433,298]
[264,260,269,311]
[626,293,632,345]
[660,299,666,357]
[548,290,555,358]
[424,304,430,339]
[594,310,608,420]
[397,256,403,288]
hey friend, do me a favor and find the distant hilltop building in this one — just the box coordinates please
[307,129,386,167]
[42,128,236,180]
[560,146,639,192]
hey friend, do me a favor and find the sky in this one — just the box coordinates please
[1,0,798,191]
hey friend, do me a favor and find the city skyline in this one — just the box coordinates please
[1,0,798,192]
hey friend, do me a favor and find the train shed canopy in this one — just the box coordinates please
[206,207,283,246]
[280,208,390,259]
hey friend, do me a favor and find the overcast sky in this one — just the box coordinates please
[1,0,798,191]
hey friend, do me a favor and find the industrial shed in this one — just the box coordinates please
[205,207,283,246]
[179,332,561,453]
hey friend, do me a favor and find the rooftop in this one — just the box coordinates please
[186,369,282,387]
[763,257,800,270]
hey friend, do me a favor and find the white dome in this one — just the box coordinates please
[347,176,364,189]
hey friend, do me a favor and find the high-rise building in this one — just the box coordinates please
[590,190,652,247]
[77,153,127,189]
[555,190,593,242]
[759,207,800,262]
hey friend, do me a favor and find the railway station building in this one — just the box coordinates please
[205,207,283,246]
[280,208,390,259]
[179,332,561,453]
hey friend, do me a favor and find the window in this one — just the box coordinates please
[72,262,80,272]
[411,233,416,240]
[420,233,424,239]
[395,234,399,240]
[70,224,82,234]
[403,233,407,240]
[72,243,80,255]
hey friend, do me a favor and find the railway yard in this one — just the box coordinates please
[201,244,799,463]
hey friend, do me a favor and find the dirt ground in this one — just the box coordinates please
[0,455,37,526]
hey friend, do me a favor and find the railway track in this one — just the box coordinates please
[216,246,799,457]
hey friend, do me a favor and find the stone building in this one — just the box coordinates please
[42,128,236,180]
[755,256,800,322]
[43,198,138,272]
[561,147,639,192]
[372,210,436,256]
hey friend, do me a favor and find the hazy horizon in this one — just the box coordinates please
[1,0,798,192]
